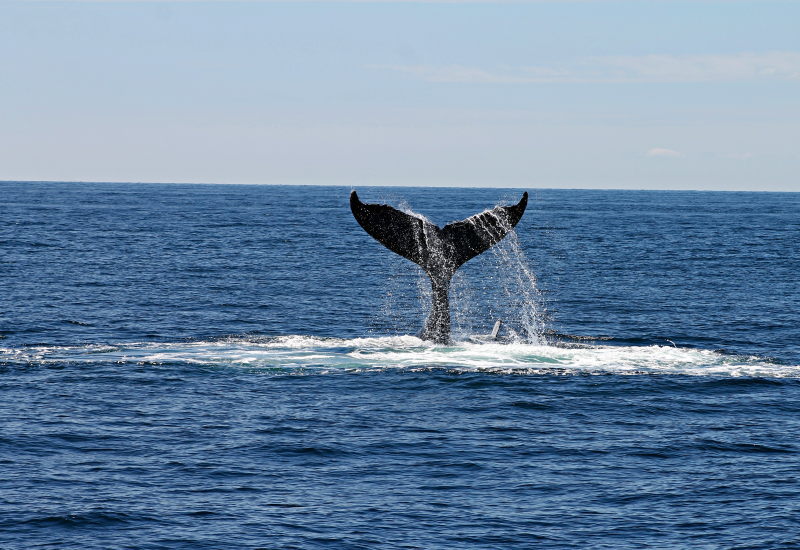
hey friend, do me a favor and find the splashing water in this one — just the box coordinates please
[397,198,546,344]
[353,190,533,344]
[464,226,546,343]
[2,335,796,377]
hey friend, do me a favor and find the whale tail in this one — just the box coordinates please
[350,190,528,343]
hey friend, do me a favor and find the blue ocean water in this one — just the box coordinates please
[2,181,800,549]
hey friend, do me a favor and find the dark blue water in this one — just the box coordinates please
[2,182,800,549]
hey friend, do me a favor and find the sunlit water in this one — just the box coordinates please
[2,182,799,549]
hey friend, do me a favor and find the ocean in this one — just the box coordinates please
[2,181,799,549]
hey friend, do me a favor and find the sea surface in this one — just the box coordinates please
[2,182,800,549]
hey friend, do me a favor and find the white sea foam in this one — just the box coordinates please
[1,335,797,378]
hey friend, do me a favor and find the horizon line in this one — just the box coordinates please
[1,180,796,193]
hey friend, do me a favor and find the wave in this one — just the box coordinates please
[1,335,796,377]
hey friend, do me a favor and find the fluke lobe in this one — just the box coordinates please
[350,190,528,344]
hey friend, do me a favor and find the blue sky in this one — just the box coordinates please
[1,0,798,190]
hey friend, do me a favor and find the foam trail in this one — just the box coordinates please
[1,336,796,377]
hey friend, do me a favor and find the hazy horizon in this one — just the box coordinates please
[3,179,798,193]
[2,0,798,192]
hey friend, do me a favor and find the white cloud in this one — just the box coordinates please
[646,147,682,158]
[596,52,800,82]
[377,52,800,83]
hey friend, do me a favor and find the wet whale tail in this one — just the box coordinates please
[350,190,528,344]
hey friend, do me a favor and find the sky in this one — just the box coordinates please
[1,0,798,191]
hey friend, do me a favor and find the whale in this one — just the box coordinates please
[350,190,528,344]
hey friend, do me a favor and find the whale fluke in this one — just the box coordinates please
[350,190,528,344]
